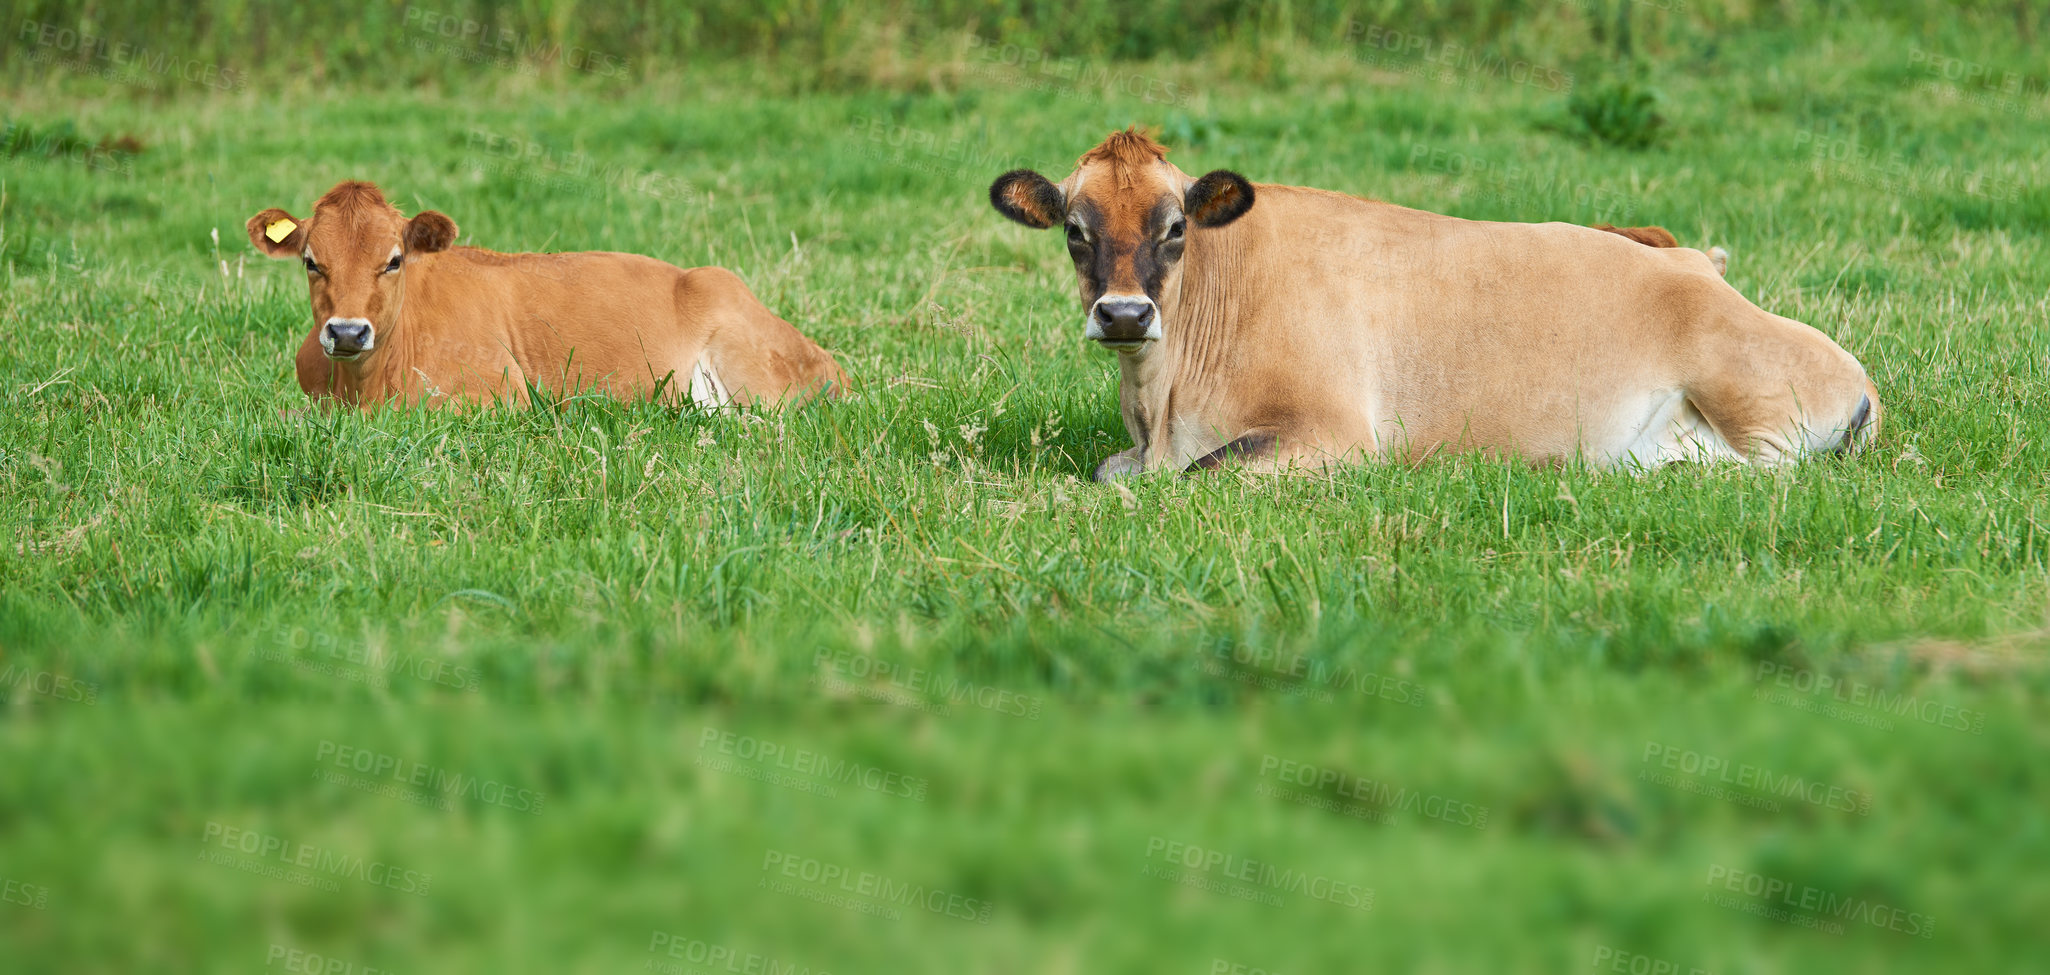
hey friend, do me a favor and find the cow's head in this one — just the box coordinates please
[989,128,1253,352]
[247,181,458,361]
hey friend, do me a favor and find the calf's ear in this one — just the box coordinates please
[989,169,1065,229]
[404,211,459,253]
[1184,170,1254,227]
[246,208,306,258]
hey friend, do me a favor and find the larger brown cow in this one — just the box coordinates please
[247,181,845,409]
[990,130,1877,479]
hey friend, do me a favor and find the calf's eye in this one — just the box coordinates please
[303,257,320,274]
[383,255,404,274]
[1166,219,1186,240]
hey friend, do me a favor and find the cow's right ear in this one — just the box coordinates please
[1184,170,1255,228]
[404,211,459,254]
[246,208,306,258]
[989,169,1065,229]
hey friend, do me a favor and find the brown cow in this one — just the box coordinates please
[246,181,846,410]
[989,129,1876,479]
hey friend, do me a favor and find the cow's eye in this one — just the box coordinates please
[303,257,321,275]
[1065,223,1086,246]
[1165,219,1186,241]
[383,254,404,274]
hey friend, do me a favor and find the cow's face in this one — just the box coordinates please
[990,130,1253,353]
[247,181,458,362]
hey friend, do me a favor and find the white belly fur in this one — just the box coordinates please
[688,354,731,408]
[1605,388,1743,468]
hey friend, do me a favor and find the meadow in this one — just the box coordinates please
[2,3,2049,971]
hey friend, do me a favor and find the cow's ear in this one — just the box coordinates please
[989,169,1065,229]
[246,208,306,258]
[405,211,459,253]
[1184,170,1254,228]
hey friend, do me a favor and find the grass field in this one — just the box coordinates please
[4,6,2050,972]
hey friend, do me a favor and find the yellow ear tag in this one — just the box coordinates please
[265,218,297,243]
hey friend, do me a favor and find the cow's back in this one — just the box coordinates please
[406,249,700,397]
[1196,188,1758,460]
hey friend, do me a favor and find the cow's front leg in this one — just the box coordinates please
[1183,430,1356,474]
[1092,446,1146,481]
[1185,432,1282,473]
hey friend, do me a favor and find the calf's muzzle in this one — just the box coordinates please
[322,318,374,357]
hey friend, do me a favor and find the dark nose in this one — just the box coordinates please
[1094,298,1155,341]
[325,321,371,353]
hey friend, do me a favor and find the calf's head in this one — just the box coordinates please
[990,128,1253,352]
[247,181,458,361]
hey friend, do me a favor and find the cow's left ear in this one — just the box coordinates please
[989,169,1066,229]
[404,211,459,253]
[1184,170,1255,228]
[247,208,307,258]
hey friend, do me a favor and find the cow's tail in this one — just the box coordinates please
[1706,246,1729,277]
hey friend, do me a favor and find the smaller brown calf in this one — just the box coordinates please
[247,180,846,410]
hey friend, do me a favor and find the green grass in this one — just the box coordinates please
[4,11,2050,974]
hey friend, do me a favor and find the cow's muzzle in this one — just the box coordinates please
[321,318,375,359]
[1087,296,1160,350]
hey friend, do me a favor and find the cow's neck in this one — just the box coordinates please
[1113,345,1174,460]
[325,301,422,407]
[1128,230,1248,468]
